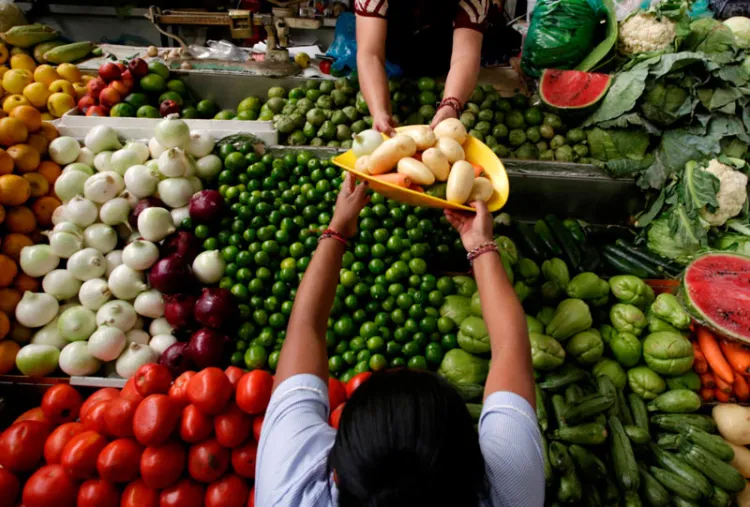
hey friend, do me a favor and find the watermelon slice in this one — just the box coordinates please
[539,69,611,110]
[683,253,750,343]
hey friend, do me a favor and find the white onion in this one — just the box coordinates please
[42,269,82,300]
[171,206,190,226]
[186,130,215,158]
[108,265,147,300]
[124,141,150,163]
[76,147,95,166]
[31,318,67,349]
[53,221,82,234]
[148,137,167,159]
[65,196,98,227]
[99,198,131,226]
[20,245,60,277]
[134,289,164,318]
[155,117,190,148]
[63,162,94,175]
[158,147,191,178]
[59,341,101,376]
[51,205,67,226]
[149,334,177,355]
[352,129,384,157]
[145,159,162,175]
[110,148,142,175]
[47,230,83,259]
[15,292,59,328]
[118,190,139,208]
[124,164,159,198]
[192,250,226,284]
[116,342,158,379]
[126,328,150,345]
[49,136,81,165]
[149,317,174,336]
[85,125,122,154]
[88,326,127,361]
[57,305,97,341]
[84,171,125,203]
[96,300,137,332]
[67,248,106,281]
[157,178,193,208]
[105,250,123,277]
[188,176,202,193]
[122,240,159,270]
[79,278,111,310]
[93,151,114,172]
[137,207,175,242]
[54,170,88,203]
[83,223,118,254]
[195,154,222,181]
[133,315,145,331]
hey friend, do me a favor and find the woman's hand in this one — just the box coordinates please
[444,200,494,252]
[430,105,458,129]
[330,173,370,238]
[373,112,396,136]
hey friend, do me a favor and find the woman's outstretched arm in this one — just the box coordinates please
[273,174,370,391]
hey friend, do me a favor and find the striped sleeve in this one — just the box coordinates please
[455,0,490,31]
[354,0,389,18]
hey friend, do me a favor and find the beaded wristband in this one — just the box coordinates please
[466,241,499,265]
[438,96,463,117]
[319,228,348,246]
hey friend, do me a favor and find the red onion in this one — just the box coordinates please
[149,255,195,294]
[164,293,198,329]
[188,328,227,369]
[160,231,201,262]
[159,342,194,376]
[194,288,236,329]
[189,190,224,224]
[129,197,165,228]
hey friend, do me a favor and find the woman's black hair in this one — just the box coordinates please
[328,369,487,506]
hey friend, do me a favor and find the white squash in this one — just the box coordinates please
[729,442,750,478]
[421,148,450,181]
[713,404,750,446]
[398,126,437,151]
[738,482,750,507]
[469,177,494,202]
[433,118,468,145]
[397,158,435,186]
[368,135,417,175]
[436,137,465,164]
[355,155,371,174]
[446,161,475,204]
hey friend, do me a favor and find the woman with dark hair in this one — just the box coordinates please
[255,174,544,506]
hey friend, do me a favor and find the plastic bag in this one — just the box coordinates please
[521,0,608,77]
[710,0,750,18]
[325,12,402,77]
[188,40,247,61]
[0,0,28,33]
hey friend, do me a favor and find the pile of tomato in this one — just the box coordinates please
[0,364,373,507]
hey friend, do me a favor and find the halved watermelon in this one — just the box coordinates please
[539,69,611,110]
[683,252,750,343]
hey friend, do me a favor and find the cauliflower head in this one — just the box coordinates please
[700,159,749,226]
[619,13,677,55]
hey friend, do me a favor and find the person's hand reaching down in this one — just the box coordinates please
[373,112,396,136]
[330,173,370,239]
[430,105,458,129]
[444,200,494,252]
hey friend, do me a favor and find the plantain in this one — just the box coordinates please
[43,41,95,64]
[33,40,65,63]
[1,24,59,48]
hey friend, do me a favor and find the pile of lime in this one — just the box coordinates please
[193,146,468,381]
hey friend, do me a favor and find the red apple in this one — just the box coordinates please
[77,96,96,113]
[120,70,134,92]
[110,80,129,96]
[99,86,122,108]
[160,100,180,117]
[86,105,110,117]
[86,77,106,99]
[116,62,127,73]
[98,62,122,83]
[128,58,148,78]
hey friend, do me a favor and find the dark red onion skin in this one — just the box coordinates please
[188,328,227,369]
[159,342,194,376]
[129,197,165,228]
[160,231,201,262]
[194,288,236,329]
[189,190,224,225]
[149,255,196,294]
[164,293,198,329]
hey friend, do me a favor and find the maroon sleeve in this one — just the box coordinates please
[354,0,389,18]
[455,0,490,32]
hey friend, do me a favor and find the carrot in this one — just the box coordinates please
[471,162,484,178]
[697,327,734,384]
[699,373,716,388]
[408,183,425,193]
[700,387,716,402]
[715,372,733,394]
[371,173,411,188]
[715,388,731,403]
[719,340,750,375]
[691,341,709,374]
[735,375,750,402]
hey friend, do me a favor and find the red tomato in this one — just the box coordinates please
[135,363,173,397]
[104,397,139,438]
[225,366,244,388]
[77,478,120,507]
[205,473,249,507]
[140,440,185,489]
[230,439,257,478]
[180,404,213,443]
[60,430,108,480]
[44,422,85,464]
[23,464,79,507]
[345,372,372,398]
[81,399,111,435]
[13,407,53,428]
[247,487,255,507]
[97,438,143,483]
[252,415,263,442]
[168,371,196,408]
[187,367,232,415]
[0,421,50,472]
[160,478,204,507]
[41,384,83,424]
[120,378,144,403]
[236,370,273,415]
[214,402,251,448]
[188,438,229,483]
[80,388,118,421]
[0,466,19,507]
[328,378,347,411]
[329,403,345,429]
[133,394,180,447]
[319,59,332,74]
[121,479,159,507]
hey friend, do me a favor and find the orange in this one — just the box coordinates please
[0,204,4,224]
[36,160,61,185]
[2,69,32,95]
[22,82,51,109]
[31,195,60,226]
[0,117,28,146]
[9,323,32,344]
[11,106,42,133]
[5,206,36,234]
[0,341,20,374]
[9,53,35,72]
[56,63,82,83]
[33,64,60,86]
[6,144,40,173]
[0,148,12,175]
[46,92,75,118]
[0,288,21,314]
[0,311,9,340]
[2,94,30,114]
[38,122,58,142]
[0,255,18,287]
[0,233,32,262]
[13,272,38,293]
[0,174,31,206]
[48,79,74,97]
[26,133,48,156]
[23,173,49,197]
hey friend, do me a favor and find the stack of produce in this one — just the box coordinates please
[0,24,97,66]
[0,108,62,373]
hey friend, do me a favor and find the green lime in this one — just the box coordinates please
[425,343,444,365]
[197,99,219,118]
[244,345,268,370]
[214,109,236,120]
[419,91,437,106]
[110,102,136,117]
[224,152,248,172]
[417,77,436,91]
[408,355,428,370]
[181,106,199,119]
[370,353,387,371]
[140,73,166,93]
[124,92,148,109]
[237,110,258,121]
[136,105,160,118]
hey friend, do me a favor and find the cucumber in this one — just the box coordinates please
[625,425,650,444]
[610,416,639,491]
[534,219,564,257]
[629,393,650,436]
[584,486,602,507]
[656,433,683,450]
[597,375,620,418]
[563,395,614,425]
[647,390,702,413]
[535,385,548,432]
[604,244,662,278]
[551,423,608,445]
[549,441,573,472]
[649,444,713,498]
[551,394,568,429]
[680,442,747,493]
[563,218,587,244]
[709,486,732,507]
[601,474,619,505]
[515,222,547,260]
[541,434,554,485]
[564,384,585,405]
[683,426,734,462]
[672,497,700,507]
[623,490,642,507]
[557,468,582,504]
[546,215,582,270]
[539,365,587,390]
[638,465,670,507]
[601,245,651,278]
[617,388,634,425]
[580,245,602,273]
[650,414,717,433]
[649,466,703,501]
[614,239,682,276]
[569,444,606,480]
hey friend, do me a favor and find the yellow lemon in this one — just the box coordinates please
[72,83,87,100]
[9,53,35,72]
[2,69,32,95]
[47,92,75,118]
[40,112,54,122]
[23,82,51,109]
[0,44,8,66]
[2,95,30,114]
[48,79,75,97]
[32,65,60,87]
[56,63,82,83]
[0,66,8,79]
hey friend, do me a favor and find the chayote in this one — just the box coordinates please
[514,281,534,303]
[650,293,691,330]
[542,258,570,288]
[599,324,616,345]
[440,295,472,326]
[457,316,490,354]
[495,236,519,265]
[529,332,566,371]
[541,281,565,302]
[647,311,680,334]
[610,304,648,336]
[665,371,701,392]
[643,331,694,376]
[526,315,545,334]
[609,331,642,368]
[565,329,604,365]
[609,275,655,309]
[627,366,666,400]
[593,358,627,390]
[517,258,540,284]
[453,275,478,297]
[470,292,482,317]
[546,299,593,341]
[500,252,515,284]
[438,348,490,400]
[566,272,610,301]
[536,306,557,327]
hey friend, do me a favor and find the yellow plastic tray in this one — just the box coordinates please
[332,127,509,212]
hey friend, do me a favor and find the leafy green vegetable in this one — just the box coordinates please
[681,18,737,64]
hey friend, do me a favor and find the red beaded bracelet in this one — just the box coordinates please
[319,228,348,246]
[466,241,498,265]
[438,96,463,117]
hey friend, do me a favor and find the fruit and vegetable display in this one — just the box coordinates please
[1,24,97,65]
